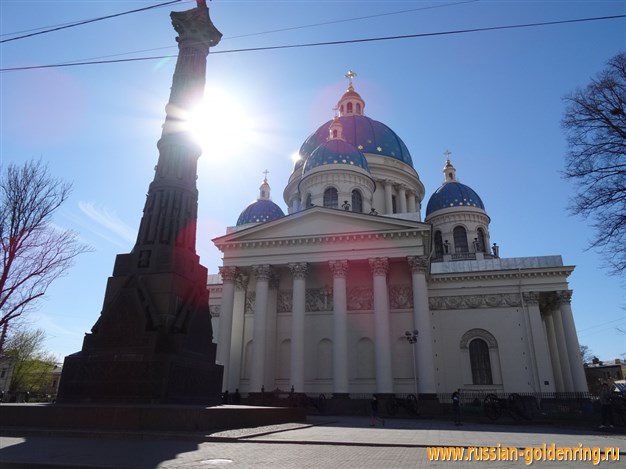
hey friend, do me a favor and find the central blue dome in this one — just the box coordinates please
[426,181,485,217]
[236,199,285,226]
[298,115,413,168]
[303,139,370,174]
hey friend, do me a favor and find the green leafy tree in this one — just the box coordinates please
[562,52,626,275]
[4,328,57,395]
[0,159,91,351]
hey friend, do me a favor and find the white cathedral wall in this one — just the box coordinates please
[433,306,537,393]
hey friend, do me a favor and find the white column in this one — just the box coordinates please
[407,190,417,213]
[544,312,565,392]
[369,258,393,393]
[523,292,555,392]
[552,306,575,392]
[397,184,407,213]
[228,274,247,392]
[407,256,436,394]
[217,266,238,391]
[250,264,271,392]
[558,290,588,392]
[329,260,349,395]
[265,275,279,390]
[383,180,393,214]
[289,262,308,392]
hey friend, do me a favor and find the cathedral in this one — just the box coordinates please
[208,73,588,397]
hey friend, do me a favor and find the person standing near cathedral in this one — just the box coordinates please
[452,390,461,426]
[370,395,385,427]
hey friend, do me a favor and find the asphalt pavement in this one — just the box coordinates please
[0,415,624,468]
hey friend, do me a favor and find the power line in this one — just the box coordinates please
[15,1,478,67]
[0,0,184,44]
[2,13,625,73]
[226,0,479,40]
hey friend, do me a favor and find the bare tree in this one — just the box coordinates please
[580,344,594,365]
[562,52,626,276]
[0,160,90,351]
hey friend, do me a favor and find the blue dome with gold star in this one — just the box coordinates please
[303,138,370,174]
[298,115,413,168]
[236,199,285,226]
[425,181,485,217]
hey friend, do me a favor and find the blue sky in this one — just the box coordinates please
[1,0,624,363]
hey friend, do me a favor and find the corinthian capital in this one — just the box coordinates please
[557,290,573,305]
[522,291,540,305]
[369,257,389,276]
[329,260,349,278]
[219,266,238,283]
[407,256,428,274]
[288,262,309,280]
[252,264,272,281]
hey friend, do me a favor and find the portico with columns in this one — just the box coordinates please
[208,73,588,397]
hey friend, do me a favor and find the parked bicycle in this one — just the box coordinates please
[385,394,418,417]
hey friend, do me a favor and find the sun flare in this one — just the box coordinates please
[189,87,254,158]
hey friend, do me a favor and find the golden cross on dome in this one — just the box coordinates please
[263,169,269,181]
[345,70,357,87]
[443,149,452,160]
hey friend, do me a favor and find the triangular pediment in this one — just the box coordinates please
[213,207,429,246]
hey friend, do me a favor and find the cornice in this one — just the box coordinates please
[215,228,426,251]
[429,266,574,282]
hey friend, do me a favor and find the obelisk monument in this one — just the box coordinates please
[58,1,223,404]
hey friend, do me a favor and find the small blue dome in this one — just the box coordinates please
[303,139,370,174]
[236,199,285,226]
[426,182,485,217]
[298,115,413,168]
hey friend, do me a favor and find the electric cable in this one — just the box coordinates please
[0,0,184,44]
[1,13,625,72]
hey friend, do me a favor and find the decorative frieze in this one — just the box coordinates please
[429,293,522,310]
[277,291,293,313]
[389,285,413,309]
[305,287,333,311]
[347,286,373,310]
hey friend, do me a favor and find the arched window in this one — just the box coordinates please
[340,105,344,114]
[434,231,444,257]
[332,129,338,138]
[356,103,361,114]
[351,189,363,212]
[305,193,312,208]
[469,338,493,385]
[347,102,353,113]
[477,228,486,253]
[323,187,338,208]
[453,226,469,253]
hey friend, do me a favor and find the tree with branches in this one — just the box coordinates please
[562,52,626,275]
[3,328,57,397]
[0,160,90,351]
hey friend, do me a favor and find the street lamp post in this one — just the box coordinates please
[405,330,419,396]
